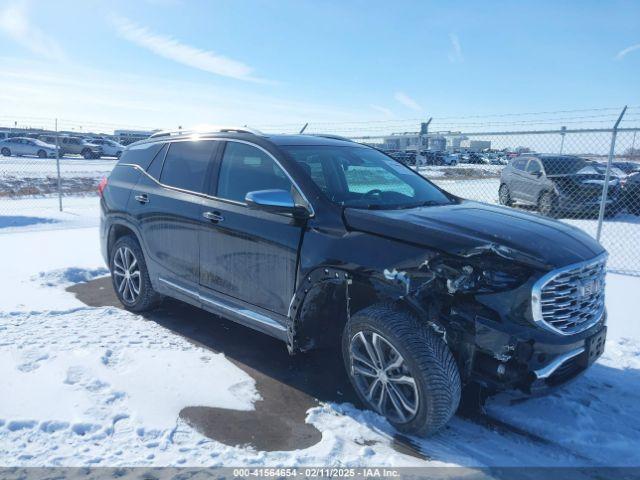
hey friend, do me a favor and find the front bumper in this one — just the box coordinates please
[469,314,606,395]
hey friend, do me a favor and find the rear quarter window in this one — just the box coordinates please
[117,142,164,170]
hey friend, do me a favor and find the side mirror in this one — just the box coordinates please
[245,189,310,218]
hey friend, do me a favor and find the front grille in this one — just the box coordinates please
[532,253,607,335]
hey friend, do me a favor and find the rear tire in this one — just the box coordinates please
[498,184,512,206]
[1,147,11,156]
[109,235,161,312]
[538,191,558,218]
[342,303,461,436]
[82,149,93,159]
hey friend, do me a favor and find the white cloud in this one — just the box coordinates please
[0,1,65,61]
[0,57,361,130]
[615,43,640,60]
[110,15,265,83]
[394,91,422,112]
[448,33,463,63]
[370,104,395,118]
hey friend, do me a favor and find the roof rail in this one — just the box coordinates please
[149,126,264,139]
[308,133,354,142]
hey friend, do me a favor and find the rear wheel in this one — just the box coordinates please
[538,191,558,217]
[343,303,461,436]
[1,147,10,156]
[498,184,512,206]
[110,235,161,312]
[82,148,93,159]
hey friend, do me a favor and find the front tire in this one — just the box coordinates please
[538,191,558,217]
[37,149,47,159]
[82,149,93,159]
[498,184,512,206]
[342,303,461,436]
[1,147,11,156]
[110,235,161,312]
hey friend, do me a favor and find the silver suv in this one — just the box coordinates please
[38,135,102,159]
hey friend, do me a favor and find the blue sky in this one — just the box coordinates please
[0,0,638,132]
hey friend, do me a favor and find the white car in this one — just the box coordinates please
[87,138,125,158]
[0,137,59,158]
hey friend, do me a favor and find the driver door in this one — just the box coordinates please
[199,141,305,315]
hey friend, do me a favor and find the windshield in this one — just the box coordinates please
[541,156,587,175]
[282,145,454,209]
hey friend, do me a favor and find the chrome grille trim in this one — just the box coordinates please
[531,252,607,335]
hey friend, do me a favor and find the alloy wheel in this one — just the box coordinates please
[349,330,419,424]
[112,246,141,304]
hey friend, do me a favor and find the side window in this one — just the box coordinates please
[526,160,542,175]
[217,142,292,203]
[146,143,169,179]
[159,140,216,193]
[513,158,527,171]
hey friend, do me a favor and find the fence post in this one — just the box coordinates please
[596,106,627,242]
[55,118,62,212]
[559,126,566,154]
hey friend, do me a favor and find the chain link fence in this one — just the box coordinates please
[0,117,155,216]
[1,111,639,275]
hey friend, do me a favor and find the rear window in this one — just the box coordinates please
[160,140,217,193]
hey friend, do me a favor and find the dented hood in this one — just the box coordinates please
[343,201,605,269]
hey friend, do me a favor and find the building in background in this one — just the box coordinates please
[114,129,158,145]
[460,139,491,152]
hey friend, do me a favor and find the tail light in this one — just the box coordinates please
[97,177,108,197]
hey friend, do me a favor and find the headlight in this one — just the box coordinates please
[429,256,531,294]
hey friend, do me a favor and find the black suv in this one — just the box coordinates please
[100,129,607,436]
[499,155,622,217]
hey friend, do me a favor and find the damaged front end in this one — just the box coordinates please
[376,246,605,398]
[288,235,604,401]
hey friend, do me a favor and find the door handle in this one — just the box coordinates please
[134,194,149,204]
[203,211,224,223]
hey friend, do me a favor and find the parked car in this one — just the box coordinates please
[0,137,58,158]
[462,153,489,164]
[100,129,607,436]
[420,151,457,166]
[87,138,125,158]
[388,151,415,166]
[612,161,640,175]
[622,172,640,215]
[499,155,622,217]
[38,135,102,159]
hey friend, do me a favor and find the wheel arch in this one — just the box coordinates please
[287,267,433,354]
[107,221,144,260]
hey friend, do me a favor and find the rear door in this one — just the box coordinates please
[199,141,304,316]
[521,158,544,203]
[509,158,530,202]
[130,139,220,289]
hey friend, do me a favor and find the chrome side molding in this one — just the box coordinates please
[158,277,287,333]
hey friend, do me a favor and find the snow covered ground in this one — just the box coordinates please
[0,195,639,467]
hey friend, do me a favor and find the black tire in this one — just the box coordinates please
[538,191,558,218]
[342,303,461,436]
[109,235,161,312]
[82,149,93,159]
[1,147,10,157]
[498,184,512,206]
[37,149,47,159]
